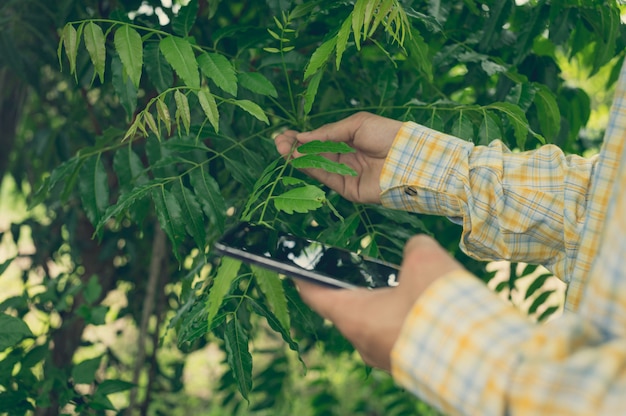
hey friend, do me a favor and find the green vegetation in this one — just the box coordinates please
[0,0,624,414]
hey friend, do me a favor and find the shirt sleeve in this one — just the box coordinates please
[379,123,597,279]
[390,270,626,415]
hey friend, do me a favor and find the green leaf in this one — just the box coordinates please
[197,87,220,132]
[206,257,241,330]
[224,317,253,400]
[62,23,79,76]
[478,111,502,145]
[83,22,106,83]
[72,357,102,385]
[96,379,135,396]
[533,84,560,142]
[79,154,110,228]
[198,52,237,96]
[96,181,162,232]
[0,313,33,351]
[489,102,529,150]
[537,305,560,322]
[172,181,206,249]
[291,154,357,176]
[273,185,325,214]
[376,66,399,103]
[160,36,199,89]
[111,55,138,119]
[352,0,367,49]
[406,27,432,81]
[152,186,186,260]
[189,166,226,233]
[114,25,143,88]
[144,42,173,93]
[237,72,277,98]
[251,266,290,330]
[172,0,198,37]
[174,90,191,135]
[156,97,172,134]
[247,297,302,361]
[335,14,352,70]
[297,140,355,154]
[450,112,474,142]
[303,37,336,80]
[83,275,102,304]
[303,70,323,116]
[232,99,269,124]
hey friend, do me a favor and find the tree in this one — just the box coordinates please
[0,0,624,414]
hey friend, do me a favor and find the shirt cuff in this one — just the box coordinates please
[390,270,533,415]
[380,121,474,218]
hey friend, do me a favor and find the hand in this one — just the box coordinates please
[296,235,464,372]
[275,112,403,204]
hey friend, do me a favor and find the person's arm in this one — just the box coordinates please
[381,122,597,278]
[391,269,626,416]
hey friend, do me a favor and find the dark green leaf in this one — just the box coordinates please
[197,87,220,132]
[251,266,290,330]
[291,154,357,176]
[189,166,226,233]
[450,112,474,142]
[114,25,143,88]
[160,36,199,89]
[83,22,106,83]
[0,313,33,351]
[224,317,253,400]
[152,186,187,260]
[172,0,199,36]
[537,305,560,322]
[62,23,79,76]
[198,52,237,96]
[83,275,102,304]
[297,140,355,155]
[96,180,163,233]
[174,90,191,134]
[144,42,173,93]
[232,99,269,124]
[72,357,101,385]
[247,296,301,359]
[78,154,109,228]
[237,72,277,98]
[478,111,502,145]
[303,37,336,80]
[96,379,135,396]
[172,181,206,249]
[0,257,14,276]
[376,67,398,104]
[533,84,561,142]
[113,145,148,195]
[206,257,241,330]
[304,70,323,115]
[273,185,325,214]
[506,83,536,112]
[406,28,432,81]
[489,102,529,150]
[111,54,138,119]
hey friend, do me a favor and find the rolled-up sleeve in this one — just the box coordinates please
[379,122,596,279]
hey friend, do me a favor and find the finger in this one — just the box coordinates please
[296,112,370,144]
[275,130,301,157]
[295,280,357,321]
[403,234,437,256]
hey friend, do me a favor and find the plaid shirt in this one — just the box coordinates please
[379,60,626,415]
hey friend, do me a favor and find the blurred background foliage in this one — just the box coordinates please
[0,0,624,414]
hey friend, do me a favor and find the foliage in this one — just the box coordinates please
[0,0,624,414]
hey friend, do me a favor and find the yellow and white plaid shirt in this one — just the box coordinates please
[380,60,626,415]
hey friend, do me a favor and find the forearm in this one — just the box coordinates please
[380,122,596,277]
[391,271,626,415]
